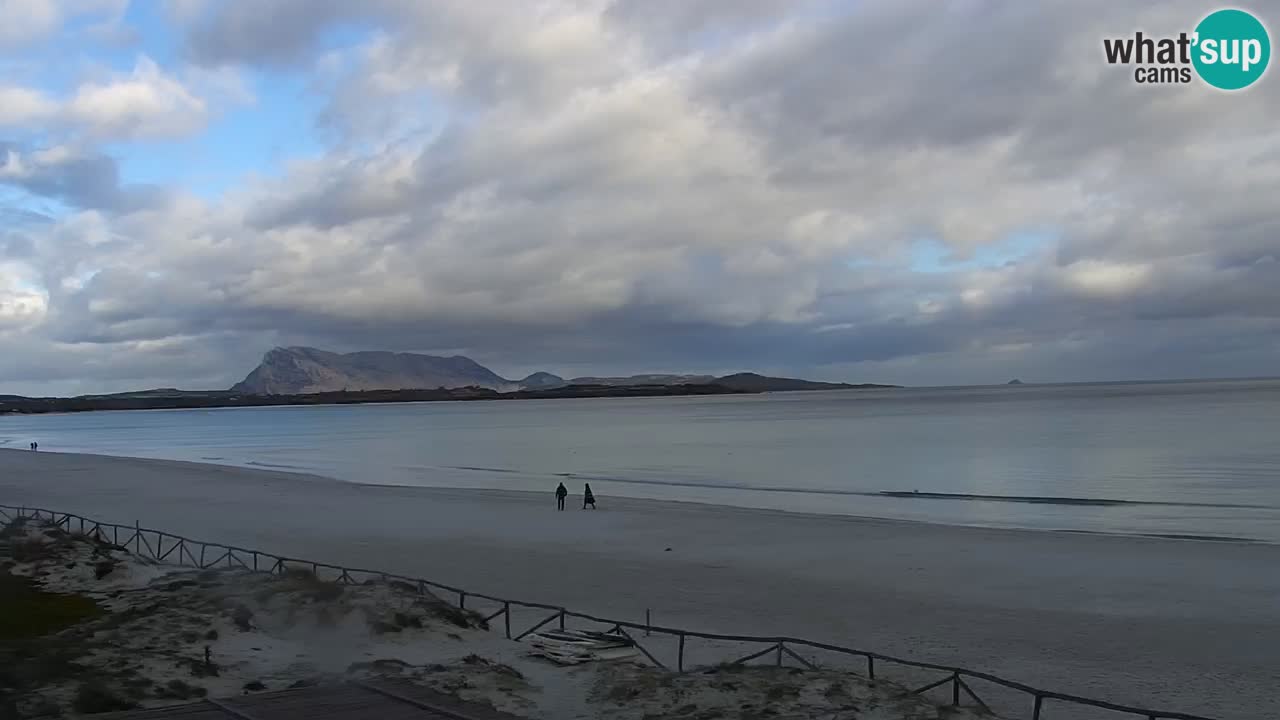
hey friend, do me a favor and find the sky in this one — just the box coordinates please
[1,0,1278,395]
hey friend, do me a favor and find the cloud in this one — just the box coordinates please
[0,261,46,331]
[2,0,1280,394]
[181,0,365,67]
[0,143,167,211]
[68,56,211,139]
[0,86,58,126]
[0,56,218,141]
[0,0,60,49]
[0,0,130,50]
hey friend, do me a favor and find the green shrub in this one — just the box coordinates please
[0,572,103,641]
[73,681,138,714]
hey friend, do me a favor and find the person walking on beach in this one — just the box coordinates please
[583,483,596,510]
[555,482,568,511]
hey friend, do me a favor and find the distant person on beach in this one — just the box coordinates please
[30,442,37,451]
[555,482,568,511]
[583,483,596,509]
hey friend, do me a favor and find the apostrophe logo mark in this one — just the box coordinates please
[1192,9,1270,90]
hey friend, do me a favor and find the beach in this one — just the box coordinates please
[0,514,992,720]
[1,448,1277,719]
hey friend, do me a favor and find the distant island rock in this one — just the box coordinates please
[230,347,543,394]
[1007,379,1025,385]
[228,347,899,396]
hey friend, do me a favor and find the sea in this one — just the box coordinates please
[3,378,1280,542]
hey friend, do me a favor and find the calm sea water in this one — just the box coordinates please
[3,379,1280,541]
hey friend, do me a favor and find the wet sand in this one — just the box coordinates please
[1,448,1276,719]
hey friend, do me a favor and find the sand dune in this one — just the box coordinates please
[2,516,992,719]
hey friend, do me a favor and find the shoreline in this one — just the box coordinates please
[2,448,1278,719]
[6,380,1279,545]
[0,383,901,418]
[1,447,1270,547]
[0,383,760,417]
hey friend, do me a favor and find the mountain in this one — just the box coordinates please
[518,372,567,389]
[228,347,896,396]
[567,374,715,387]
[231,347,526,394]
[712,373,898,392]
[569,372,899,391]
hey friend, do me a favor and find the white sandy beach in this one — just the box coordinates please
[2,515,994,719]
[1,448,1277,719]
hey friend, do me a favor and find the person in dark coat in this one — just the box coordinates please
[583,483,596,509]
[555,482,568,511]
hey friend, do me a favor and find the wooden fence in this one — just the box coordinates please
[0,503,1220,720]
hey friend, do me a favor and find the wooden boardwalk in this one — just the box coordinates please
[96,680,529,720]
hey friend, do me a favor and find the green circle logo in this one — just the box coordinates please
[1192,9,1271,90]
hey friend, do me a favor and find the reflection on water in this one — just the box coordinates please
[4,379,1280,541]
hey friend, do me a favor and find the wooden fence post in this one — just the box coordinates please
[677,634,686,673]
[504,602,511,639]
[1032,694,1043,720]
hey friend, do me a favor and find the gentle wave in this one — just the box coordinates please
[876,490,1267,509]
[244,460,310,471]
[1056,529,1260,543]
[441,466,1272,510]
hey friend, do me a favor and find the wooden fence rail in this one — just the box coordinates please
[0,503,1219,720]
